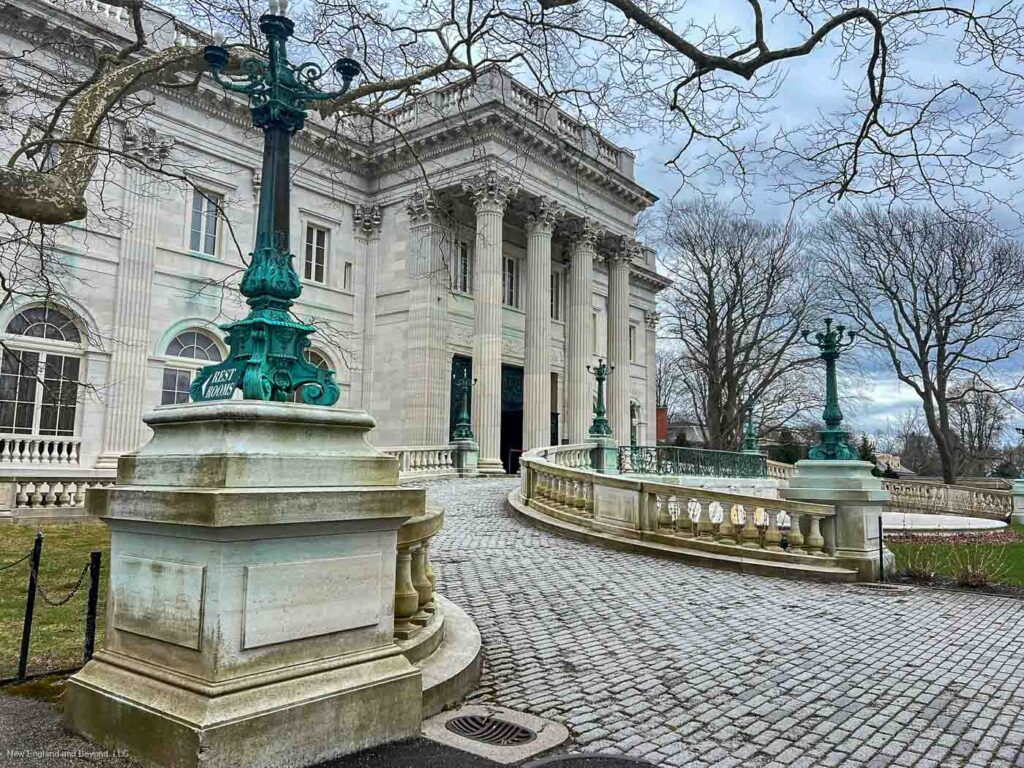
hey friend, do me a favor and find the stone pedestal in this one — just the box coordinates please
[65,402,423,768]
[784,460,894,581]
[589,436,618,475]
[1012,478,1024,525]
[450,438,480,477]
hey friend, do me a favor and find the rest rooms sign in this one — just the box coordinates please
[198,366,243,401]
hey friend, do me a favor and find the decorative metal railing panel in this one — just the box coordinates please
[618,445,767,479]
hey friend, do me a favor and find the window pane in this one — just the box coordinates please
[190,191,204,251]
[14,403,33,433]
[0,402,13,431]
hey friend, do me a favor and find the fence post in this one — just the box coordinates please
[17,532,43,680]
[84,550,102,662]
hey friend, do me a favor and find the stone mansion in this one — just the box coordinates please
[0,0,668,475]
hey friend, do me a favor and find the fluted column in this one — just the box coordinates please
[565,220,599,443]
[465,171,518,473]
[405,191,449,444]
[606,243,633,445]
[354,204,382,411]
[523,199,561,450]
[96,129,173,468]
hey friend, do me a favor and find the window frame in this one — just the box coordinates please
[303,223,330,285]
[0,306,85,438]
[503,255,521,309]
[452,241,473,295]
[188,188,224,257]
[160,329,225,406]
[629,324,637,362]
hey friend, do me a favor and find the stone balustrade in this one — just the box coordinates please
[0,474,117,523]
[529,442,593,469]
[380,445,458,480]
[0,434,81,466]
[517,450,850,580]
[394,506,443,640]
[882,478,1013,521]
[768,460,795,483]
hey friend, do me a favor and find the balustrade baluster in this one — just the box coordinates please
[28,440,39,464]
[41,482,55,506]
[787,512,804,552]
[55,482,69,506]
[28,482,42,507]
[393,545,421,639]
[805,514,825,556]
[1,439,11,463]
[741,505,759,548]
[15,482,27,508]
[697,500,714,540]
[410,544,433,623]
[717,502,735,541]
[764,509,783,551]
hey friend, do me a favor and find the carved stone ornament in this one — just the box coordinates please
[525,197,564,235]
[405,189,439,226]
[566,217,603,251]
[121,124,174,167]
[462,169,519,212]
[354,203,383,237]
[645,311,660,331]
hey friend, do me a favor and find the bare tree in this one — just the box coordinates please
[4,0,1024,225]
[657,199,820,450]
[817,206,1024,484]
[874,409,943,476]
[949,385,1009,477]
[654,347,685,419]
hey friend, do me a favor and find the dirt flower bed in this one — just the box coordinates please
[886,529,1022,546]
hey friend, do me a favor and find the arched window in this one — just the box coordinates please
[292,349,330,403]
[162,330,223,405]
[0,306,83,436]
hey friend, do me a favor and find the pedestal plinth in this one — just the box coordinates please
[589,436,618,475]
[65,402,423,768]
[784,459,894,581]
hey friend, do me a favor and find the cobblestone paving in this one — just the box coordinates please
[427,477,1024,768]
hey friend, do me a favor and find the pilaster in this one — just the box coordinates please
[464,171,518,473]
[523,198,561,451]
[565,219,600,443]
[644,311,659,445]
[95,128,174,469]
[354,203,383,411]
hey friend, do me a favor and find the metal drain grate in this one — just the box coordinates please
[852,582,912,594]
[445,714,537,746]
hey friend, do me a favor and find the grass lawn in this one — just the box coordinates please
[887,523,1024,587]
[0,523,110,681]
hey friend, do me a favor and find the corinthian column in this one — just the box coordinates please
[644,311,659,444]
[354,204,382,411]
[565,219,599,443]
[464,171,518,473]
[96,128,174,469]
[523,198,561,450]
[606,242,634,445]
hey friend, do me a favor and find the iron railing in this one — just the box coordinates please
[618,445,767,479]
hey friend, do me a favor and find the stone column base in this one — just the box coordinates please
[477,457,507,476]
[450,439,480,477]
[66,650,421,768]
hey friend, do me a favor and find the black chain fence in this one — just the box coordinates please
[1,532,102,684]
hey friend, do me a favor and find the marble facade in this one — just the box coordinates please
[0,0,669,475]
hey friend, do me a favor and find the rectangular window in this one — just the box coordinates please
[503,256,519,308]
[453,242,472,294]
[189,189,222,256]
[304,224,328,284]
[161,367,194,406]
[343,261,353,291]
[551,272,562,320]
[629,325,638,362]
[0,349,79,436]
[592,312,598,350]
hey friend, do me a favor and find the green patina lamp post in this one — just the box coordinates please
[190,0,361,405]
[586,358,614,438]
[804,317,858,460]
[451,370,477,441]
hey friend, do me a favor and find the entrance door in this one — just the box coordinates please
[500,364,523,473]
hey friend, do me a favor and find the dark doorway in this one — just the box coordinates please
[449,355,472,440]
[500,364,523,473]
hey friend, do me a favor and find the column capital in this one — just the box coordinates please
[463,170,518,213]
[566,217,603,251]
[525,197,564,236]
[354,203,383,237]
[604,236,641,267]
[405,189,441,226]
[645,310,660,331]
[122,125,174,168]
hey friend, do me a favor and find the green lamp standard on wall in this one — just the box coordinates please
[741,399,761,455]
[804,318,858,460]
[586,358,614,438]
[189,0,361,405]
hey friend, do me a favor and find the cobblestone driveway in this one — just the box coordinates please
[427,477,1024,768]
